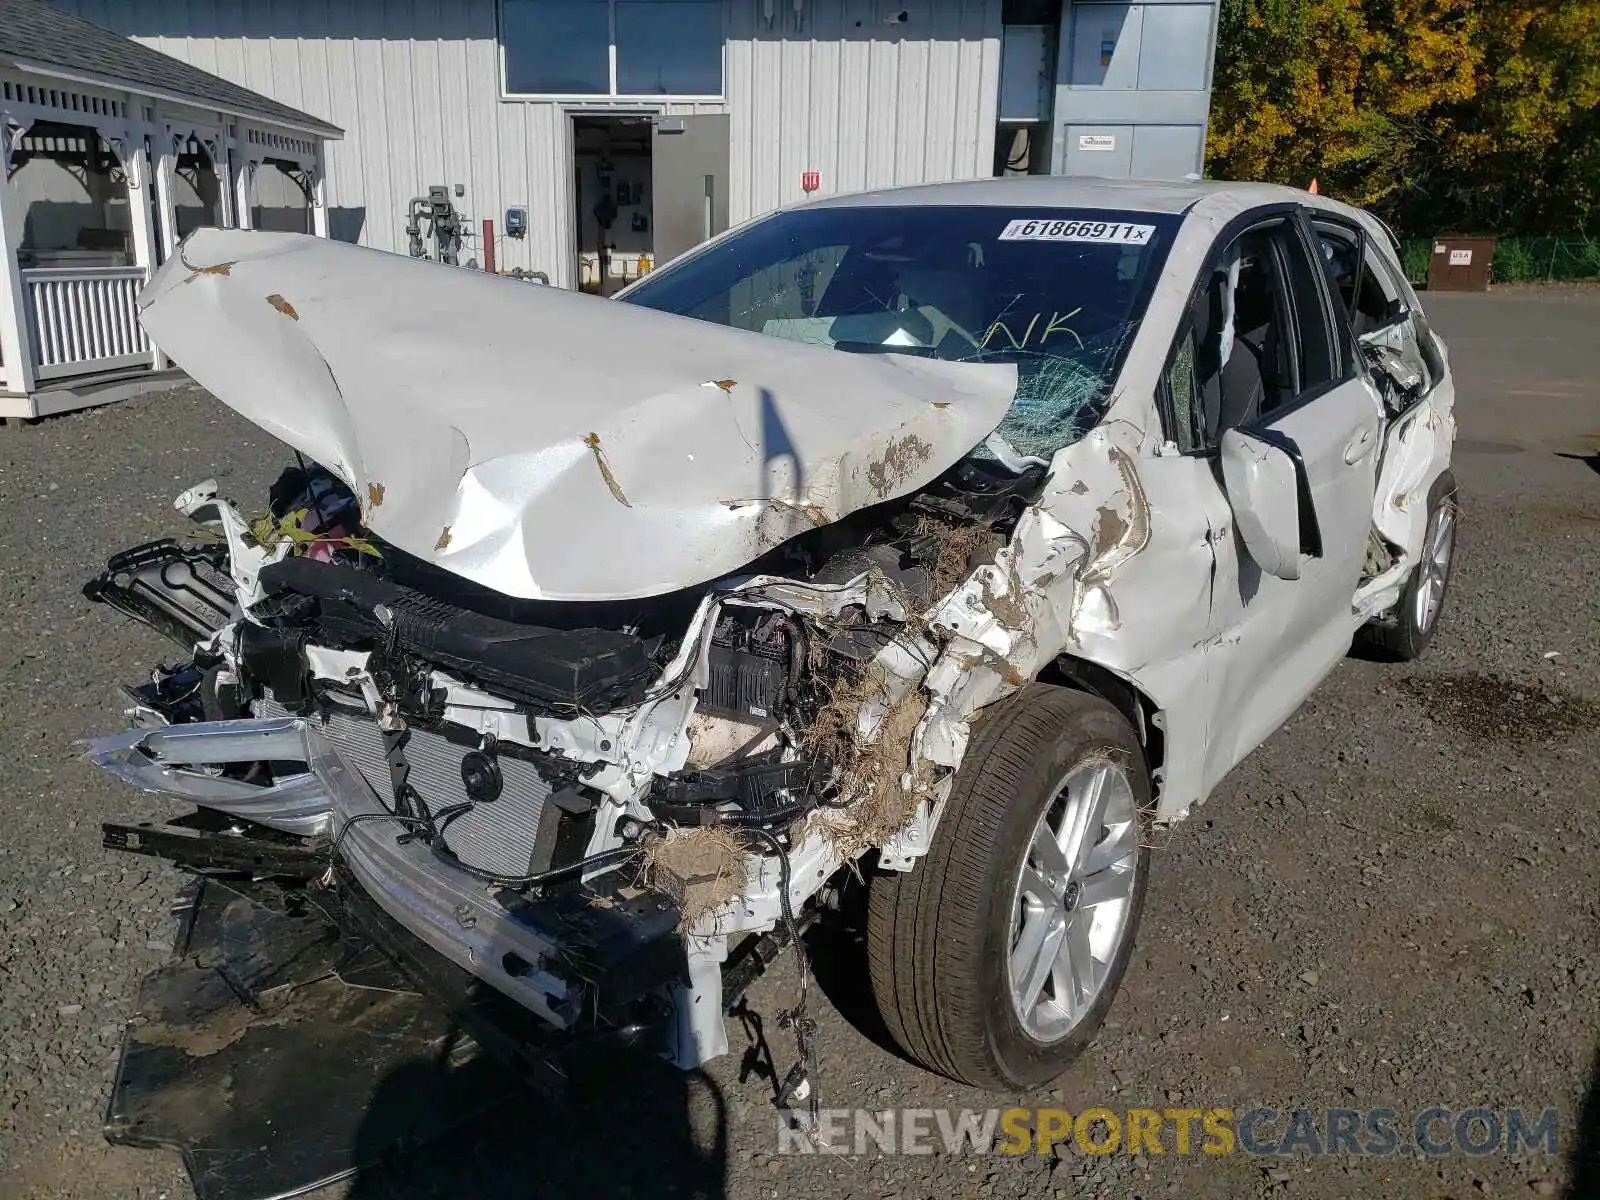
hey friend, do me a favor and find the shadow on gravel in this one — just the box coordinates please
[1555,451,1600,477]
[799,863,910,1064]
[342,1053,728,1199]
[114,878,729,1200]
[1567,1043,1600,1200]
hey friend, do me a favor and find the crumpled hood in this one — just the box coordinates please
[139,228,1018,601]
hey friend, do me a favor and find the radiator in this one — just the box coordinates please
[256,695,552,879]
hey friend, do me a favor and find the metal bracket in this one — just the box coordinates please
[102,819,328,878]
[1,113,33,179]
[107,144,131,188]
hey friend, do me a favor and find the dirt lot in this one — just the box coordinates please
[0,289,1596,1199]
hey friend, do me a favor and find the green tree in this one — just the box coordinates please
[1206,0,1600,234]
[1424,1,1600,232]
[1208,0,1479,209]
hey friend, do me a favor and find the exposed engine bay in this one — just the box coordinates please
[88,449,1046,1069]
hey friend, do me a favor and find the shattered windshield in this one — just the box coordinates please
[619,204,1179,458]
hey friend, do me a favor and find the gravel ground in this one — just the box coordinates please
[1,290,1596,1199]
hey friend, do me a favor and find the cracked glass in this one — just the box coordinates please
[621,205,1180,458]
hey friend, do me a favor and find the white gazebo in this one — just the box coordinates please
[0,0,341,418]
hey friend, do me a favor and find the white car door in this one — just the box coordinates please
[1162,207,1383,792]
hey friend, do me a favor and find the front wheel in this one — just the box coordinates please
[866,685,1150,1090]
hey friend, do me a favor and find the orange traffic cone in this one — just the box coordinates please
[1308,178,1320,195]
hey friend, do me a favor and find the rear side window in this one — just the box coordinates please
[1316,220,1404,336]
[1316,219,1442,394]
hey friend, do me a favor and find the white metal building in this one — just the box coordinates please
[45,0,1218,294]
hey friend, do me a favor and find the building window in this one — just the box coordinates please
[501,0,724,98]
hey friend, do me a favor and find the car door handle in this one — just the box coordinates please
[1344,428,1376,464]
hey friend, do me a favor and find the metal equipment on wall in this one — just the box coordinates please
[405,184,465,264]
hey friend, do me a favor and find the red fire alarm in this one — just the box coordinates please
[801,170,820,193]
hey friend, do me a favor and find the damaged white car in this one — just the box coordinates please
[84,178,1456,1150]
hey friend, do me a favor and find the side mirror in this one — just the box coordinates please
[1219,429,1304,580]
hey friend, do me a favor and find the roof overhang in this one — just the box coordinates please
[0,56,343,141]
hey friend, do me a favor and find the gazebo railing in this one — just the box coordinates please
[22,266,153,381]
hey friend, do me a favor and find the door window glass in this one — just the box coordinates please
[1165,325,1200,450]
[1278,221,1341,391]
[1316,223,1405,335]
[1180,218,1340,448]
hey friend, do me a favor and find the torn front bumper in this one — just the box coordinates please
[87,717,581,1029]
[89,718,335,837]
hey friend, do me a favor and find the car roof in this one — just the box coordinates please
[800,175,1315,217]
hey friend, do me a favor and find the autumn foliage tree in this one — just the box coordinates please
[1207,0,1600,234]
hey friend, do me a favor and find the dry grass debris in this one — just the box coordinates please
[801,662,932,857]
[638,824,750,929]
[790,517,1001,858]
[912,512,997,601]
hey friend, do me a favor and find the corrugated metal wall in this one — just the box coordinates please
[53,0,1002,286]
[726,0,1001,218]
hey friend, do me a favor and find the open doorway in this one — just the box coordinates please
[571,115,653,296]
[993,125,1052,176]
[994,0,1057,177]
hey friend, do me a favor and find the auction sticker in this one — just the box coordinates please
[998,218,1154,244]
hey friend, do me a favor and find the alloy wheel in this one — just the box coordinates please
[1007,757,1141,1043]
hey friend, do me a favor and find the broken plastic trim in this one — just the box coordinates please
[85,716,580,1028]
[83,539,236,650]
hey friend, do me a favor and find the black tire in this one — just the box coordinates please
[866,684,1150,1090]
[1356,469,1459,662]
